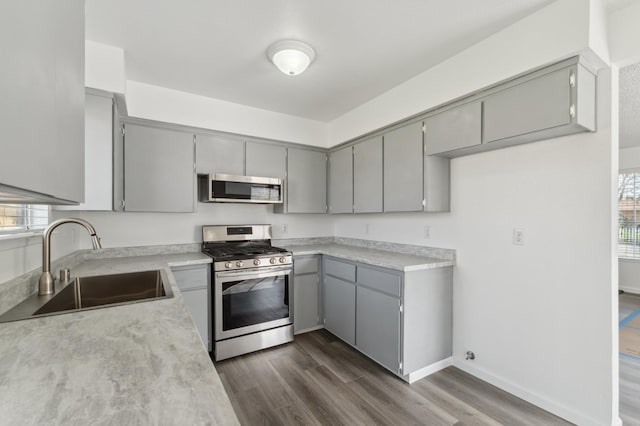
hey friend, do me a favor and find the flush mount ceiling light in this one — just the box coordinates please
[267,40,316,76]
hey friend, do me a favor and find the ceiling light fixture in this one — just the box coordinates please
[267,40,316,76]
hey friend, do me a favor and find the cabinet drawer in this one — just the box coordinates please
[171,265,209,291]
[325,258,356,282]
[294,256,319,275]
[357,266,401,297]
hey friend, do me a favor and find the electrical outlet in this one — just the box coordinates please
[281,224,288,234]
[513,228,525,246]
[424,226,431,239]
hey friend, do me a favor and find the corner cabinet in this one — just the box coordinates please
[323,256,452,382]
[293,255,323,334]
[0,0,85,203]
[171,264,211,351]
[123,123,195,212]
[275,147,327,214]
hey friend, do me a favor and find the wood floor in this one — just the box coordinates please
[620,292,640,426]
[215,330,570,425]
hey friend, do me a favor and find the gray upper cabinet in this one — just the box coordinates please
[283,148,327,214]
[425,101,482,156]
[353,137,383,213]
[484,65,578,144]
[57,91,114,211]
[328,146,353,214]
[0,0,85,204]
[383,122,424,212]
[196,134,244,175]
[245,142,286,179]
[124,123,195,212]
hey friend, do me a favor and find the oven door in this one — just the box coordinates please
[214,266,292,341]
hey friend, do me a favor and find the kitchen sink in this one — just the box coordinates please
[0,269,173,323]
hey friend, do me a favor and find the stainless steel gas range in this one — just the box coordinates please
[201,224,293,361]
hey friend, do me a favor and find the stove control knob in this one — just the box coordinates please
[270,258,277,265]
[236,261,244,268]
[224,262,233,269]
[253,259,261,266]
[279,257,286,264]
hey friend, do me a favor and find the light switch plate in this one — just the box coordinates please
[513,228,525,245]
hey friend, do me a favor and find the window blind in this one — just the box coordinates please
[0,204,49,234]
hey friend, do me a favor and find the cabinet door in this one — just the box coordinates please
[196,134,244,175]
[294,274,320,333]
[181,288,210,350]
[0,0,84,203]
[324,276,356,345]
[57,92,114,211]
[124,124,195,212]
[245,142,286,179]
[425,101,482,156]
[383,122,424,212]
[328,146,353,214]
[356,286,401,373]
[483,67,571,143]
[286,148,327,213]
[353,136,383,213]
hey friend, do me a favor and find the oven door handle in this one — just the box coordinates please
[216,266,292,280]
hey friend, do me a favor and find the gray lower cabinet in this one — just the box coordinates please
[278,147,327,214]
[0,0,85,203]
[383,122,424,212]
[322,256,452,382]
[328,146,353,213]
[123,123,195,212]
[425,101,482,157]
[356,285,401,372]
[353,136,383,213]
[196,134,244,175]
[323,275,356,345]
[172,264,211,351]
[245,142,286,179]
[293,255,322,333]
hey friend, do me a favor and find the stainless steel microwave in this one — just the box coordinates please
[198,174,283,204]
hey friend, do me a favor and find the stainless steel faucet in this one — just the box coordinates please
[39,218,102,296]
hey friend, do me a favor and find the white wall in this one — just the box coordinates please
[55,204,333,249]
[608,0,640,66]
[85,41,126,94]
[125,81,329,147]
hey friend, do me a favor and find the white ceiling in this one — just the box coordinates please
[620,62,640,149]
[86,0,556,122]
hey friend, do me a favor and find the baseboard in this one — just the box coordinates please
[619,286,640,295]
[454,361,612,426]
[406,357,453,383]
[294,325,324,335]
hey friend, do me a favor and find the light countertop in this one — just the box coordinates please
[0,252,239,426]
[286,243,454,271]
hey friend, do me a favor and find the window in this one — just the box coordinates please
[619,172,640,257]
[0,204,49,235]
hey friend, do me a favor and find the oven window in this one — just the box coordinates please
[222,275,289,331]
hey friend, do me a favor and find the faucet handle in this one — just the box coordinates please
[59,268,70,283]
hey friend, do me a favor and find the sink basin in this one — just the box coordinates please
[0,269,173,323]
[34,270,169,315]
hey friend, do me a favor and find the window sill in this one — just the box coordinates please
[619,257,640,262]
